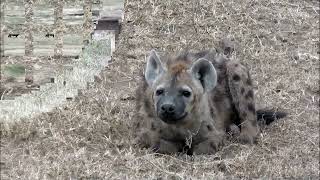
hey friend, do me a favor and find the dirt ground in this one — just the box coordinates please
[1,0,319,179]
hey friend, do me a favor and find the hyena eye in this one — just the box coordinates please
[155,89,164,96]
[182,90,191,98]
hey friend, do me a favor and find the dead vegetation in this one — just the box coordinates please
[1,0,319,179]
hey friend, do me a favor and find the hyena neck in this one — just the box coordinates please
[184,94,212,130]
[196,93,212,119]
[172,94,212,142]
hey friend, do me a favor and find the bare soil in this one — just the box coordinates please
[1,0,319,179]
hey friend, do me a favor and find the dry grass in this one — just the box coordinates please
[1,0,319,179]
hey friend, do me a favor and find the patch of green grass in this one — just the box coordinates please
[3,64,25,78]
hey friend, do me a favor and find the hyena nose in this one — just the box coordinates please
[161,104,176,114]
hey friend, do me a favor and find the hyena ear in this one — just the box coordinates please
[189,58,217,92]
[145,50,165,87]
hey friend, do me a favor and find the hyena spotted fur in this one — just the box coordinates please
[134,46,286,155]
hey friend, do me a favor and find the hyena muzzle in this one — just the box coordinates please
[134,48,286,155]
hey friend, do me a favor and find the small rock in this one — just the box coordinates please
[220,38,235,56]
[217,162,227,172]
[292,52,299,61]
[120,95,135,101]
[94,75,102,83]
[25,75,33,84]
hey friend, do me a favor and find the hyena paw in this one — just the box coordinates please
[227,124,241,137]
[193,138,224,155]
[238,123,259,144]
[238,131,257,144]
[134,129,156,148]
[152,139,181,154]
[134,132,151,148]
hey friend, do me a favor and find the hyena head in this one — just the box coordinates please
[144,50,217,125]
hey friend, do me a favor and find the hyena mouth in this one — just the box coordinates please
[160,113,188,124]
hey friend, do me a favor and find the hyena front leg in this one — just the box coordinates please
[155,139,183,154]
[226,61,259,144]
[192,134,225,155]
[135,128,182,154]
[192,121,225,155]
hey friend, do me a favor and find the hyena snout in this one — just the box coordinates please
[160,103,176,115]
[157,99,187,124]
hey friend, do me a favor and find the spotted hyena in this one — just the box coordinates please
[134,47,286,155]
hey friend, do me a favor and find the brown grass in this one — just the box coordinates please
[1,0,319,179]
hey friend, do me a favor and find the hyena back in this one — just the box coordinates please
[135,49,284,155]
